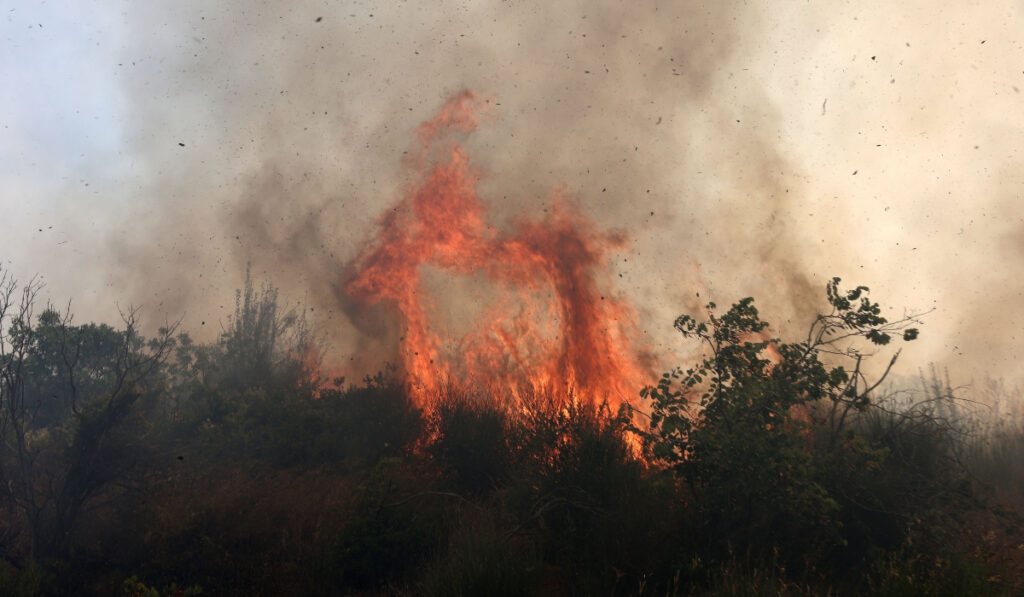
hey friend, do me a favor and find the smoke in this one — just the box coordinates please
[33,0,1024,385]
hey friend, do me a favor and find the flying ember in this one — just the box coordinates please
[344,91,649,409]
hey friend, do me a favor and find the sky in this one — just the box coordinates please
[2,0,1023,390]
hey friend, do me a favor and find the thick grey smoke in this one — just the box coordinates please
[23,0,1024,385]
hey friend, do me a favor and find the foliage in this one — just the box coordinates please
[0,560,49,597]
[428,388,511,495]
[417,511,540,597]
[505,393,672,593]
[312,457,445,594]
[0,267,1015,595]
[866,549,1000,597]
[632,279,925,570]
[216,264,318,394]
[0,266,177,571]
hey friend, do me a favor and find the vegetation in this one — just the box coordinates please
[1,265,1022,595]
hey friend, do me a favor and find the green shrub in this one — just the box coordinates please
[634,279,925,576]
[428,388,510,495]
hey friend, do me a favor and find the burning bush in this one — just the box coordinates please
[343,91,648,410]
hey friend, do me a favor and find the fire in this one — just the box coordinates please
[344,91,649,410]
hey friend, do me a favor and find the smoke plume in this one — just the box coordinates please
[26,0,1024,386]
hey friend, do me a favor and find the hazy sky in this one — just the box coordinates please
[3,0,1023,386]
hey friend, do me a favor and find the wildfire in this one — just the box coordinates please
[344,91,649,410]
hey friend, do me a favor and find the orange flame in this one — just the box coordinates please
[344,91,649,410]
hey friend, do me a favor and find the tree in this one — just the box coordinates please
[20,308,127,427]
[632,278,923,567]
[165,267,320,428]
[0,267,178,566]
[219,265,318,392]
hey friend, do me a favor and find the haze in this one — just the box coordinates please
[3,0,1022,386]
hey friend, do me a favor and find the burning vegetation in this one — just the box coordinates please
[344,91,647,409]
[2,96,1024,596]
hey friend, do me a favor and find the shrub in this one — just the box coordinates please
[634,279,924,574]
[428,387,511,495]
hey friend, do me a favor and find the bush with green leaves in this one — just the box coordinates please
[633,278,925,572]
[0,267,178,573]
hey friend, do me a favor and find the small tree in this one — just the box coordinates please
[220,265,318,391]
[0,267,177,565]
[633,278,923,568]
[172,268,319,406]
